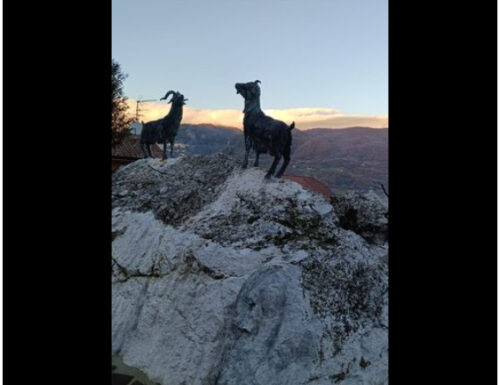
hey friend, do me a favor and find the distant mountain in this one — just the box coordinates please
[133,123,388,194]
[287,127,388,194]
[176,124,241,156]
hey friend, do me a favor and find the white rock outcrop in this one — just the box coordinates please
[112,154,388,385]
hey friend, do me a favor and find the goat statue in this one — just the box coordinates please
[235,80,294,179]
[140,90,188,160]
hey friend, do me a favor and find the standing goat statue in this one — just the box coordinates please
[235,80,294,179]
[140,90,188,159]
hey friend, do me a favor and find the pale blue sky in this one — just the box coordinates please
[112,0,387,116]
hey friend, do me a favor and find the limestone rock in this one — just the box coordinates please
[112,154,388,385]
[330,190,388,245]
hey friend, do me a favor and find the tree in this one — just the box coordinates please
[112,59,134,147]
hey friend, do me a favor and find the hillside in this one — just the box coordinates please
[288,127,388,193]
[135,124,388,194]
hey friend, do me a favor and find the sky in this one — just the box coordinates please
[112,0,388,129]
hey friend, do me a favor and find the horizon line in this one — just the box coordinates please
[126,100,388,130]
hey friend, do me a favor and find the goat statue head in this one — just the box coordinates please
[161,90,188,105]
[235,80,261,101]
[175,92,188,106]
[235,80,261,113]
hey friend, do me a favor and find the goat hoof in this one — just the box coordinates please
[264,174,272,180]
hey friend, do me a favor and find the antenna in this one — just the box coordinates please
[134,98,157,134]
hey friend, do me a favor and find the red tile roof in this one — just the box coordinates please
[283,174,334,199]
[112,135,163,159]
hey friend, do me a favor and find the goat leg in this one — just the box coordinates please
[275,151,290,178]
[170,141,174,158]
[242,136,251,169]
[253,152,260,167]
[147,144,154,158]
[265,154,282,179]
[140,142,149,159]
[162,141,168,160]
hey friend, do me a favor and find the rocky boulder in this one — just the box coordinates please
[112,154,388,385]
[330,191,388,246]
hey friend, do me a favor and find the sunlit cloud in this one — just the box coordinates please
[126,100,388,130]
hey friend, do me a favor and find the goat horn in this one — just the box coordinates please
[254,80,261,84]
[160,90,175,101]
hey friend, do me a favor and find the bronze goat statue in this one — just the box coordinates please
[235,80,294,179]
[140,90,188,159]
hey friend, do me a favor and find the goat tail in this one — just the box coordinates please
[289,121,295,130]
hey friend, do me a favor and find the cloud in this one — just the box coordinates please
[126,100,388,130]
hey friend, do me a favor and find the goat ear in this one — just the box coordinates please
[289,122,295,130]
